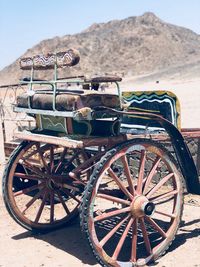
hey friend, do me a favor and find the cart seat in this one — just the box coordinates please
[16,90,120,111]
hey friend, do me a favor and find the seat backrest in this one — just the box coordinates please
[121,90,181,131]
[20,48,80,70]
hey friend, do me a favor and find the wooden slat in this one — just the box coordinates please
[14,131,83,148]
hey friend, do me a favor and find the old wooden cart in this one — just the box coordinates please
[2,49,200,267]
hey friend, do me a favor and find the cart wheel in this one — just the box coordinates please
[81,139,184,267]
[3,141,89,232]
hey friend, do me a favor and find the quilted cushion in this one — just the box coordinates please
[16,90,120,111]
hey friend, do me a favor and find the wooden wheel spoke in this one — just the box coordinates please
[20,160,45,178]
[145,216,167,238]
[131,218,138,262]
[14,182,44,197]
[73,150,83,166]
[97,193,131,206]
[94,207,130,222]
[108,168,133,200]
[50,190,55,223]
[137,150,146,194]
[100,215,131,247]
[112,217,134,260]
[56,150,79,174]
[69,151,104,177]
[68,172,86,186]
[57,183,80,192]
[55,190,70,215]
[36,143,50,174]
[14,172,43,181]
[50,173,82,189]
[133,176,147,191]
[154,210,176,219]
[153,197,175,206]
[143,157,161,195]
[146,173,174,199]
[121,155,135,195]
[149,189,178,202]
[54,148,68,173]
[139,217,152,255]
[34,190,48,223]
[50,146,54,172]
[22,188,46,213]
[22,143,51,160]
[60,188,81,204]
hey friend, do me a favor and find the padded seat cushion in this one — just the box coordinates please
[16,90,120,111]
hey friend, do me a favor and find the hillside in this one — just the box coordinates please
[0,12,200,85]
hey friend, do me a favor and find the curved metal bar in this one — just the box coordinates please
[159,118,200,194]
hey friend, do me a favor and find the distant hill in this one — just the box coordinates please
[1,12,200,85]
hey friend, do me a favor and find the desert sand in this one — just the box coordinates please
[121,77,200,128]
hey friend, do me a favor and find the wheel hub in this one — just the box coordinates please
[46,178,58,190]
[130,195,155,218]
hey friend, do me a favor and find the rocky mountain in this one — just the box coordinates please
[1,12,200,85]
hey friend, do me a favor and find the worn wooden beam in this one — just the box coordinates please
[14,131,83,149]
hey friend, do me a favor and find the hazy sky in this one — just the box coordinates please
[0,0,200,70]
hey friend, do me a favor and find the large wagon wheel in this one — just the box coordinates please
[3,141,89,232]
[81,139,184,267]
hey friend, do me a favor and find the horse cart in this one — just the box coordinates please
[2,49,200,267]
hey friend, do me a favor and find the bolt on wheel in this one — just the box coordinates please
[81,139,183,267]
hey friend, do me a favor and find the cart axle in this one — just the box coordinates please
[130,195,155,218]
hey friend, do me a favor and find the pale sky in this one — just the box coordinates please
[0,0,200,70]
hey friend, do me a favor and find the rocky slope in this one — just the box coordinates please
[1,12,200,85]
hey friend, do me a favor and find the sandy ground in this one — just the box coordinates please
[0,190,199,267]
[121,77,200,129]
[0,77,200,267]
